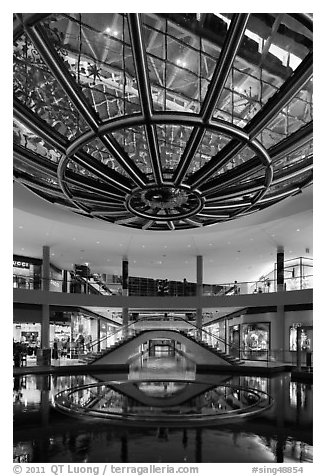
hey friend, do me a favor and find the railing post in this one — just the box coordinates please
[196,255,203,340]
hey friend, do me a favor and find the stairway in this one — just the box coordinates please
[178,330,244,366]
[78,331,143,364]
[79,328,244,366]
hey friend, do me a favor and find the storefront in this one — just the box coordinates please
[289,324,312,351]
[13,255,42,290]
[241,322,270,360]
[13,255,62,291]
[229,324,240,357]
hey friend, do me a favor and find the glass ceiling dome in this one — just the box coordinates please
[13,13,313,231]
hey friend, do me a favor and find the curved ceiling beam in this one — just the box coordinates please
[128,13,163,186]
[173,13,250,186]
[189,51,313,189]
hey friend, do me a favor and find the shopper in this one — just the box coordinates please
[52,341,59,360]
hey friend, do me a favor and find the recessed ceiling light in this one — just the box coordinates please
[271,234,275,237]
[296,229,300,232]
[96,241,100,244]
[51,253,55,256]
[18,225,23,229]
[142,245,145,248]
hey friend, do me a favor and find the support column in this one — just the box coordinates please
[196,255,203,339]
[275,305,285,362]
[296,326,302,370]
[122,257,129,335]
[277,246,285,292]
[39,245,51,365]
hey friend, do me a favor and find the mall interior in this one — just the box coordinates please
[12,13,313,464]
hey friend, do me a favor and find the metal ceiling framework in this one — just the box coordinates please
[13,13,313,231]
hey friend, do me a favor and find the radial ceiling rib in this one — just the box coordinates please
[245,52,313,139]
[13,13,50,41]
[63,172,126,201]
[201,13,250,122]
[189,51,313,189]
[142,220,155,230]
[127,13,163,185]
[173,14,250,186]
[26,24,99,130]
[268,121,313,161]
[13,98,68,153]
[72,153,132,195]
[205,180,265,201]
[24,23,147,188]
[200,157,262,195]
[167,221,175,230]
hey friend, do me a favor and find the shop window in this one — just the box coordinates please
[289,326,312,351]
[241,323,270,360]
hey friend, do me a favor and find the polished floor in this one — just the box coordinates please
[13,352,312,463]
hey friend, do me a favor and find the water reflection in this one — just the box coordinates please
[128,350,196,380]
[13,370,312,463]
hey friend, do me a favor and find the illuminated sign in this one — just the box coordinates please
[13,260,30,269]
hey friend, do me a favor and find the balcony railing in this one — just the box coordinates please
[13,273,313,296]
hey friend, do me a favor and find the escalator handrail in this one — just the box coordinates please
[88,320,137,351]
[174,315,242,354]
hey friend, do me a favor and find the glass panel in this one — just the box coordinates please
[142,13,231,113]
[261,81,313,149]
[212,146,256,179]
[82,137,128,177]
[40,14,141,121]
[186,130,232,175]
[112,126,152,176]
[13,33,89,139]
[214,13,312,126]
[13,119,64,164]
[156,124,193,175]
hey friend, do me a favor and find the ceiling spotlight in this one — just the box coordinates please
[296,228,300,232]
[105,27,111,33]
